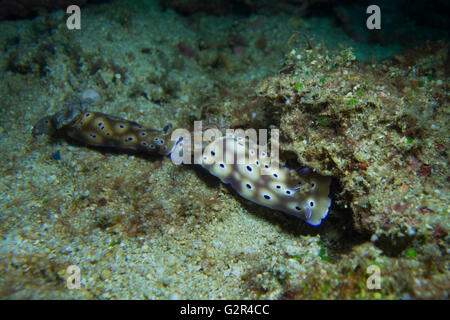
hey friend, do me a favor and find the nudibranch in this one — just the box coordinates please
[170,129,331,226]
[33,103,331,226]
[33,102,175,156]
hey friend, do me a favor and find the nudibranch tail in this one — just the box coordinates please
[32,116,56,137]
[194,135,331,226]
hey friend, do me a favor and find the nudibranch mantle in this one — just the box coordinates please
[33,102,175,156]
[190,134,331,226]
[62,111,174,155]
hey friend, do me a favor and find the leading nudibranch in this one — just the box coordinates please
[170,129,331,226]
[33,102,331,226]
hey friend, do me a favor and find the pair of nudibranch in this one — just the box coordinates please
[33,100,331,226]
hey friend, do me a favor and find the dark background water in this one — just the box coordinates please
[1,0,449,48]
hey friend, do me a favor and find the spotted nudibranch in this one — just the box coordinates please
[170,130,331,226]
[33,102,174,156]
[33,104,331,226]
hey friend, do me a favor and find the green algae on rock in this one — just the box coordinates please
[257,45,449,245]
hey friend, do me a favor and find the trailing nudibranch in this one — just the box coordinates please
[33,102,175,156]
[33,103,331,226]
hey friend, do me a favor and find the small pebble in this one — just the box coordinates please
[81,88,101,103]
